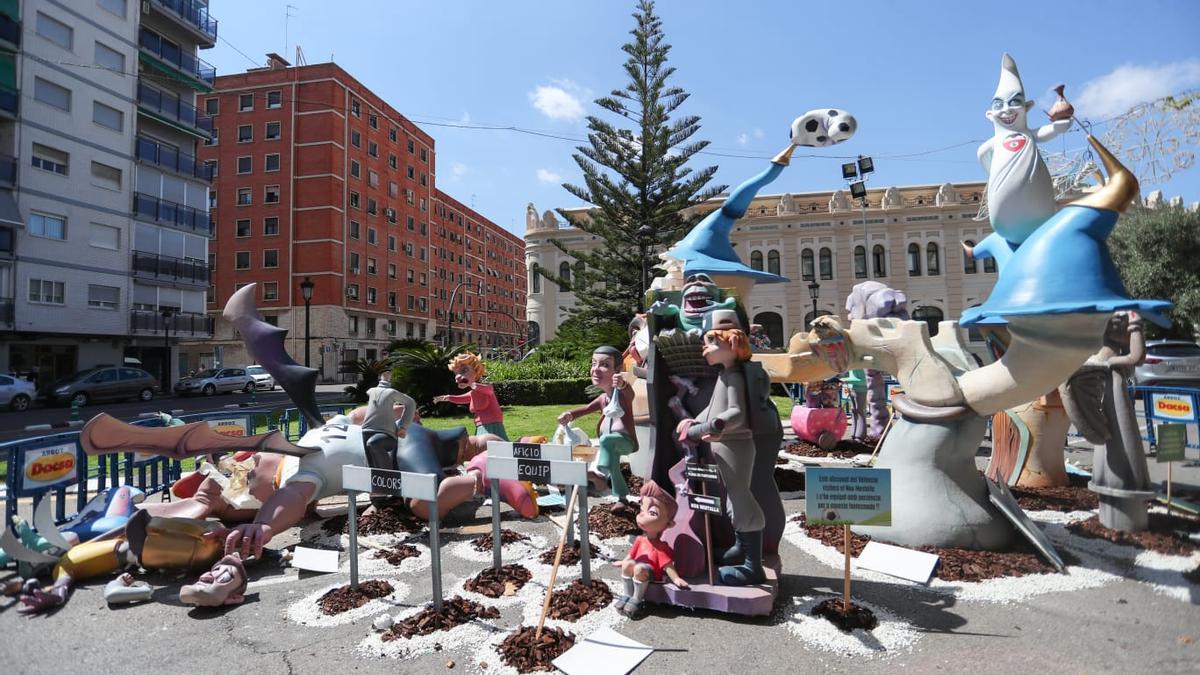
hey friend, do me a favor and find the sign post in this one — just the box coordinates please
[805,467,892,611]
[342,465,440,608]
[1156,423,1187,516]
[685,461,721,586]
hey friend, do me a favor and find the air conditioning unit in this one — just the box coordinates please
[345,286,358,298]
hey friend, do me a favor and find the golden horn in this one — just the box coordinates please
[772,144,797,166]
[1072,135,1139,213]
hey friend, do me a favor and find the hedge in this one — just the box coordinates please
[493,378,592,405]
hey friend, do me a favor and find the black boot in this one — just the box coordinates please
[718,530,765,586]
[719,538,742,566]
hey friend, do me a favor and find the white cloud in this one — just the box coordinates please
[736,132,749,146]
[529,79,588,121]
[753,128,765,139]
[536,168,562,183]
[460,111,471,124]
[1075,60,1200,118]
[451,163,468,178]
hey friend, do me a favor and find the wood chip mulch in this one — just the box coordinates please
[588,502,641,540]
[537,541,598,566]
[464,564,533,598]
[774,467,805,492]
[619,465,645,496]
[381,596,500,641]
[496,626,576,673]
[546,579,613,622]
[1011,484,1099,512]
[373,544,421,566]
[794,513,872,557]
[323,501,426,537]
[785,438,873,460]
[811,598,879,631]
[317,579,394,615]
[472,528,530,552]
[1066,513,1198,556]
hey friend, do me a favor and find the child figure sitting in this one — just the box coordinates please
[613,480,689,618]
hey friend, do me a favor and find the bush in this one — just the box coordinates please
[486,359,589,382]
[340,358,392,403]
[492,378,593,405]
[390,343,474,413]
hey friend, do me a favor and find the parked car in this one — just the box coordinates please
[0,373,36,411]
[246,365,276,390]
[1133,340,1200,388]
[174,368,255,396]
[45,367,158,407]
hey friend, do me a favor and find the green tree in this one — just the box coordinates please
[389,342,474,413]
[543,0,724,325]
[1109,204,1200,338]
[339,358,393,403]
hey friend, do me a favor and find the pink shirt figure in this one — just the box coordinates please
[444,383,503,428]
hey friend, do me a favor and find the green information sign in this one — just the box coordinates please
[1156,424,1187,463]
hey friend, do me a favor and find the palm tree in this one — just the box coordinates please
[390,342,476,413]
[339,358,393,403]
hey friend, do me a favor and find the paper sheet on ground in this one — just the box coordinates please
[553,626,653,675]
[292,546,340,573]
[854,541,939,584]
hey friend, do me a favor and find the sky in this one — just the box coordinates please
[202,0,1200,237]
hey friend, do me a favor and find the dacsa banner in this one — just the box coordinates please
[206,418,248,437]
[1149,393,1199,423]
[22,442,78,490]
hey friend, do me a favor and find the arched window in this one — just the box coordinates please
[983,257,996,274]
[911,305,944,336]
[963,239,977,274]
[927,242,940,276]
[819,247,833,280]
[854,246,867,279]
[907,243,922,276]
[753,311,784,348]
[872,244,887,277]
[800,249,814,280]
[803,309,833,331]
[767,249,781,276]
[559,261,571,290]
[530,263,541,293]
[750,250,763,271]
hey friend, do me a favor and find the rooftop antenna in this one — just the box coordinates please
[295,45,308,66]
[284,5,298,57]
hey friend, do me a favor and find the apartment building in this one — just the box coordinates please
[199,56,525,381]
[0,0,217,392]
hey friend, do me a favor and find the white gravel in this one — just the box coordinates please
[449,533,547,564]
[781,594,920,657]
[284,579,411,627]
[357,593,504,661]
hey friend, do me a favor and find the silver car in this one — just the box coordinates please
[0,373,36,411]
[1134,340,1200,388]
[174,367,255,396]
[246,365,276,390]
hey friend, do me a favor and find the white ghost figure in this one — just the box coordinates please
[790,109,857,147]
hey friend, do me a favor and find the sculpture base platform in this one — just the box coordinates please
[643,554,780,616]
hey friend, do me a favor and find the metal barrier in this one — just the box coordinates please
[2,407,277,526]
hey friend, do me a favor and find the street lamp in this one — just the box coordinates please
[160,307,173,393]
[445,280,470,348]
[807,281,820,330]
[300,276,314,367]
[637,223,654,313]
[842,155,875,258]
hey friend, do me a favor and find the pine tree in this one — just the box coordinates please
[1109,204,1200,338]
[542,0,724,325]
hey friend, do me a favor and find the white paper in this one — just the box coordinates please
[854,541,939,584]
[552,626,654,675]
[292,546,340,573]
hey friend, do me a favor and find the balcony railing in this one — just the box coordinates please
[132,250,210,285]
[139,28,215,86]
[131,309,213,336]
[137,80,213,136]
[0,296,12,326]
[133,192,214,236]
[136,136,212,182]
[0,11,20,48]
[0,153,15,186]
[0,83,16,118]
[149,0,218,42]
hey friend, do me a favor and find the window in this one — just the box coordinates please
[239,94,253,112]
[367,199,377,215]
[407,165,415,179]
[406,268,414,283]
[265,121,281,140]
[389,154,397,170]
[208,192,217,209]
[406,216,414,231]
[264,217,279,236]
[420,172,427,186]
[263,282,278,300]
[907,243,922,276]
[801,249,814,280]
[389,181,398,197]
[530,264,541,294]
[368,113,378,129]
[264,185,280,204]
[350,160,360,178]
[266,90,282,109]
[349,191,360,209]
[388,292,396,307]
[351,99,361,117]
[205,97,219,115]
[984,257,996,274]
[368,141,378,157]
[265,154,280,172]
[263,250,278,268]
[367,287,377,304]
[367,228,377,245]
[235,219,251,237]
[238,125,252,142]
[926,242,941,276]
[94,42,125,72]
[35,78,71,111]
[235,251,250,269]
[32,144,69,175]
[818,247,833,280]
[349,252,360,272]
[963,239,977,274]
[87,284,119,309]
[369,171,380,188]
[419,297,427,311]
[98,0,126,18]
[420,221,427,235]
[349,220,360,239]
[89,223,120,250]
[205,160,217,178]
[388,263,396,279]
[36,12,72,50]
[90,162,121,191]
[349,315,359,334]
[854,245,867,279]
[406,295,415,310]
[350,130,361,148]
[420,148,428,162]
[29,212,67,240]
[385,207,395,223]
[388,235,396,251]
[237,156,252,174]
[347,284,359,300]
[28,279,65,305]
[407,139,415,153]
[367,257,377,274]
[872,244,887,277]
[236,188,252,205]
[559,261,572,289]
[205,129,218,146]
[768,249,781,276]
[389,128,397,142]
[92,101,123,131]
[419,272,427,286]
[912,306,944,337]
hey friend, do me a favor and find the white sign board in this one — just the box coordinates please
[487,440,573,462]
[552,627,654,675]
[486,456,587,486]
[854,541,939,584]
[342,465,437,501]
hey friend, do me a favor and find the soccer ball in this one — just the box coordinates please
[790,109,857,148]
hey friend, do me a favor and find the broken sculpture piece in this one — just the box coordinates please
[180,553,249,607]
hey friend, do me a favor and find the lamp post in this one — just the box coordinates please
[300,276,314,367]
[808,281,820,330]
[843,155,875,275]
[637,223,654,313]
[160,307,173,393]
[444,280,470,348]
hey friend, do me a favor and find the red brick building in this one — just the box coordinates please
[195,55,525,378]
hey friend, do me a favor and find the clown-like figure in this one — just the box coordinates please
[973,53,1071,271]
